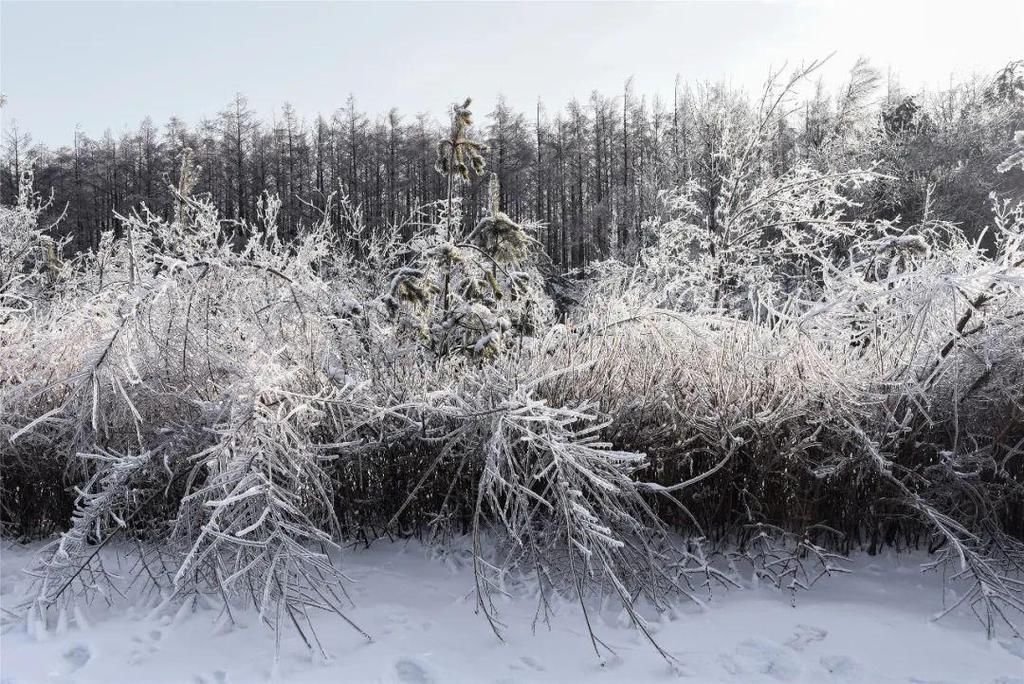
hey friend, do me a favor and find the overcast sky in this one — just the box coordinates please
[2,0,1022,147]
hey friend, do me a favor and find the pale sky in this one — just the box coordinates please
[2,0,1022,146]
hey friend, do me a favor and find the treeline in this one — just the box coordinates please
[3,59,1023,269]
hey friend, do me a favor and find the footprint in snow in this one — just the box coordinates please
[820,655,864,682]
[63,644,91,672]
[999,638,1024,660]
[785,624,827,651]
[128,629,164,664]
[192,670,229,684]
[395,658,432,684]
[732,638,801,681]
[382,612,411,636]
[718,653,742,676]
[517,656,546,672]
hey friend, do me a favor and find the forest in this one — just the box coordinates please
[5,59,1024,269]
[2,55,1024,677]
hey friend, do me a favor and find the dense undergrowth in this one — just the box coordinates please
[2,80,1023,662]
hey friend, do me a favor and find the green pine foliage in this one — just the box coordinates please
[385,99,549,359]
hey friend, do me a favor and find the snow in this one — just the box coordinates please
[2,539,1022,683]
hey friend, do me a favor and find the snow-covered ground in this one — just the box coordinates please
[1,539,1022,684]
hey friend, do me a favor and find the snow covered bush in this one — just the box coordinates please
[0,170,63,307]
[2,83,1022,660]
[571,108,1024,637]
[999,130,1024,173]
[2,154,388,649]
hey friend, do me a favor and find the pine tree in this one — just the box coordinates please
[385,98,547,358]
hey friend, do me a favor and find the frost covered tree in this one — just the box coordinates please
[385,98,550,358]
